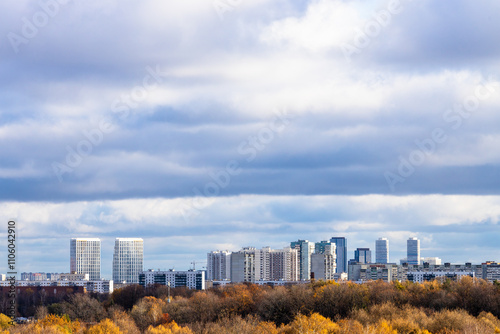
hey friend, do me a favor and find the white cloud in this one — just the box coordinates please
[2,194,500,277]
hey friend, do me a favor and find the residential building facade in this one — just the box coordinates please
[139,269,205,290]
[348,263,398,282]
[291,240,314,280]
[207,250,232,281]
[231,247,261,283]
[70,238,101,281]
[112,238,144,284]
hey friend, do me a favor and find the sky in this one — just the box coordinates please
[1,0,500,279]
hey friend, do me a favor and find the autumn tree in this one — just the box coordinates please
[145,321,193,334]
[282,313,339,334]
[109,309,141,334]
[61,294,105,323]
[86,319,122,334]
[112,285,145,311]
[130,296,167,331]
[0,313,12,330]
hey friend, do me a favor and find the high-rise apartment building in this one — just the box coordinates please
[330,237,347,273]
[230,247,261,283]
[311,242,336,280]
[354,248,371,264]
[291,240,315,280]
[70,238,101,281]
[228,246,299,283]
[268,247,299,281]
[112,238,144,284]
[407,237,420,265]
[375,238,389,264]
[207,250,232,281]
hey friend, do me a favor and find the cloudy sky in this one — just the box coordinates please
[1,0,500,278]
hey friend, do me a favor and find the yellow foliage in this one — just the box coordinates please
[0,314,13,330]
[145,321,193,334]
[478,311,500,332]
[283,313,339,334]
[335,319,364,334]
[131,296,168,331]
[370,320,397,334]
[86,319,122,334]
[254,321,279,334]
[34,314,81,334]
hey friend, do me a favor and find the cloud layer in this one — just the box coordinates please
[2,194,500,277]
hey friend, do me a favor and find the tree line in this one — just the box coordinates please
[2,277,500,333]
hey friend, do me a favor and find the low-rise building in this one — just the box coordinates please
[399,263,482,282]
[0,279,113,293]
[482,262,500,281]
[348,263,398,282]
[407,271,474,283]
[59,273,90,281]
[139,269,205,290]
[421,257,442,265]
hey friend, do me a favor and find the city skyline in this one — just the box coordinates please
[16,234,485,280]
[1,233,478,280]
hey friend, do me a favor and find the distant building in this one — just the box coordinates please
[0,285,85,295]
[330,237,347,273]
[482,262,500,281]
[253,280,307,287]
[334,272,348,281]
[59,273,89,281]
[85,280,113,293]
[20,273,47,281]
[139,269,205,290]
[0,279,112,293]
[311,242,336,280]
[291,240,314,280]
[421,257,442,265]
[70,238,101,281]
[375,238,389,264]
[267,247,299,281]
[20,273,69,281]
[311,252,336,280]
[407,237,420,265]
[354,248,371,264]
[348,263,398,282]
[113,238,144,284]
[207,250,232,281]
[407,271,473,283]
[231,247,261,283]
[398,263,482,282]
[315,241,334,254]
